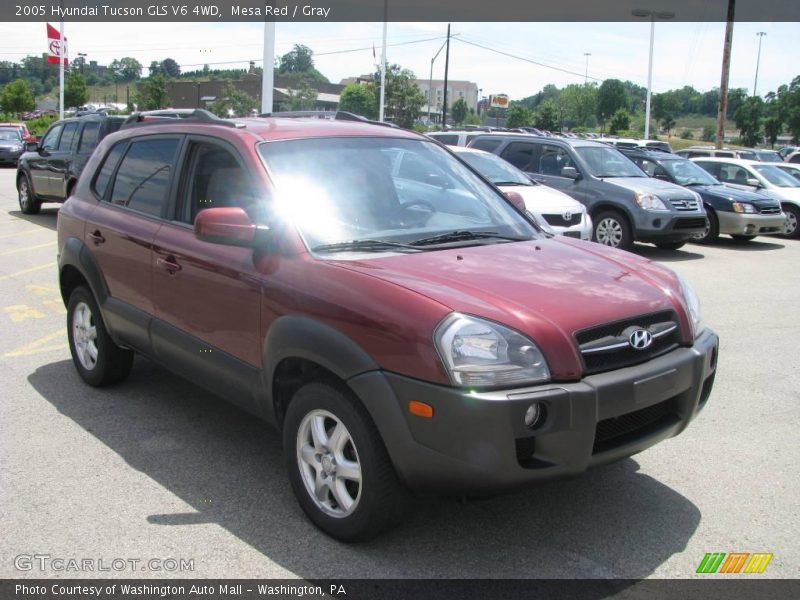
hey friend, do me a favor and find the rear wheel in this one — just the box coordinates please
[691,210,719,244]
[731,235,757,242]
[283,381,409,542]
[67,286,133,386]
[592,210,633,250]
[17,174,41,215]
[780,204,799,239]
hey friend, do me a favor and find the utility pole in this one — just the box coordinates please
[378,0,387,122]
[584,53,591,84]
[716,0,736,149]
[261,21,275,114]
[441,24,451,129]
[753,31,766,97]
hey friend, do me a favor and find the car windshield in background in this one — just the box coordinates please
[661,159,719,186]
[575,146,645,178]
[259,137,538,252]
[0,130,21,141]
[752,165,800,187]
[457,151,532,186]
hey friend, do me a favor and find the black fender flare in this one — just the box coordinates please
[59,236,111,309]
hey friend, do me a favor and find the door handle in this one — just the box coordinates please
[86,230,105,245]
[156,256,182,274]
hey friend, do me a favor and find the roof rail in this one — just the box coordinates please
[120,108,237,129]
[258,110,400,129]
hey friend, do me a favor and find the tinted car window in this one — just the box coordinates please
[715,164,751,185]
[470,138,503,153]
[78,122,101,154]
[110,138,179,217]
[500,142,538,171]
[57,122,80,152]
[40,124,63,151]
[431,134,458,146]
[93,143,126,198]
[537,145,574,175]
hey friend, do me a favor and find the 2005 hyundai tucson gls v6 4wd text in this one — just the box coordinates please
[56,111,719,541]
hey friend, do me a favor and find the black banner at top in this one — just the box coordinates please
[3,0,800,22]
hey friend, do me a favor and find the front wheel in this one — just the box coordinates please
[592,210,633,250]
[781,204,799,239]
[17,174,41,215]
[67,286,134,386]
[283,381,409,542]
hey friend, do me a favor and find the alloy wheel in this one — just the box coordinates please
[72,301,98,371]
[596,217,623,247]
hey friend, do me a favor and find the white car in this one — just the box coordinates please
[770,161,800,182]
[452,146,592,240]
[691,157,800,239]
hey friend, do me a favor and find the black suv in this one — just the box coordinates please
[16,113,125,214]
[468,134,707,250]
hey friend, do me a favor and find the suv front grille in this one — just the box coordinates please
[542,212,582,227]
[673,217,707,230]
[593,397,678,454]
[670,198,700,211]
[576,311,681,375]
[760,206,781,215]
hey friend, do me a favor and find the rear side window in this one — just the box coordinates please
[695,161,720,178]
[470,138,503,153]
[40,124,63,151]
[687,151,710,158]
[93,143,126,199]
[432,134,458,146]
[500,142,539,171]
[57,122,79,152]
[714,151,735,158]
[110,138,180,217]
[78,122,100,154]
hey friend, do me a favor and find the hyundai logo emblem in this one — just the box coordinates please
[563,211,572,221]
[629,329,653,350]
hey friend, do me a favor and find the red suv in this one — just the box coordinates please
[57,111,719,541]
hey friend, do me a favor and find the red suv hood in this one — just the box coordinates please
[332,237,689,380]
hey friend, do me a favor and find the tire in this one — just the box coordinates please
[731,235,756,242]
[17,173,41,215]
[691,210,719,245]
[592,210,633,250]
[67,286,134,387]
[283,381,409,542]
[655,241,686,250]
[780,204,800,239]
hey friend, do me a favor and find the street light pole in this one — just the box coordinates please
[584,52,591,84]
[633,9,675,140]
[428,38,449,129]
[753,31,766,97]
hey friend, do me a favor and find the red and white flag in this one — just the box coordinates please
[46,23,68,65]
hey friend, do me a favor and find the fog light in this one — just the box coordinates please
[524,403,544,429]
[745,224,755,234]
[652,219,662,227]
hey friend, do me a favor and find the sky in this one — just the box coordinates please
[0,21,798,99]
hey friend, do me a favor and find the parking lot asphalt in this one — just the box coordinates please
[0,166,797,580]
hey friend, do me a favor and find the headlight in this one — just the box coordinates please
[677,275,705,338]
[434,313,550,387]
[732,201,757,214]
[10,145,22,152]
[635,191,669,211]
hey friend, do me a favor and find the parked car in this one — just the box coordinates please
[426,130,488,147]
[0,122,33,142]
[56,110,718,541]
[691,157,800,239]
[742,149,783,163]
[597,137,673,153]
[785,151,800,164]
[768,161,800,182]
[450,146,592,240]
[675,146,757,160]
[468,134,707,250]
[778,146,798,160]
[0,128,25,166]
[16,113,125,214]
[618,148,785,243]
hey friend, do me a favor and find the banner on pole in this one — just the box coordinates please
[46,23,68,65]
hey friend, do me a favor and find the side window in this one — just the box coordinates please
[470,138,502,153]
[500,142,538,171]
[640,159,668,178]
[433,135,458,146]
[687,151,709,158]
[536,144,573,176]
[77,122,101,154]
[718,164,750,185]
[695,162,720,178]
[110,138,179,217]
[57,122,79,152]
[40,124,63,151]
[178,141,255,224]
[93,143,126,199]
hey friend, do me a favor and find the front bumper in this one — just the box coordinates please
[716,211,786,236]
[0,150,22,164]
[539,211,593,241]
[632,210,708,243]
[349,328,718,495]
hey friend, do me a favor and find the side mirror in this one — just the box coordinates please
[194,207,267,247]
[25,141,39,153]
[746,178,760,188]
[504,190,527,212]
[561,166,580,180]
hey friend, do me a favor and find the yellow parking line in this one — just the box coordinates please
[2,329,67,358]
[0,241,57,257]
[0,262,57,281]
[4,304,47,322]
[0,229,50,240]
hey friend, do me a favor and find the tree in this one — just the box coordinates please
[560,84,597,128]
[279,44,315,73]
[596,79,627,128]
[702,125,715,142]
[534,99,559,131]
[134,74,169,110]
[608,108,630,135]
[109,57,142,82]
[763,91,783,147]
[161,58,180,79]
[210,81,258,117]
[283,81,318,111]
[338,83,377,119]
[451,97,468,125]
[379,64,426,128]
[148,61,163,77]
[505,104,533,128]
[64,72,87,108]
[735,96,764,146]
[680,129,695,140]
[0,79,35,115]
[726,88,748,119]
[660,115,676,137]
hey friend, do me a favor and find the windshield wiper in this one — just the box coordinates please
[493,181,530,186]
[410,230,528,247]
[312,239,424,253]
